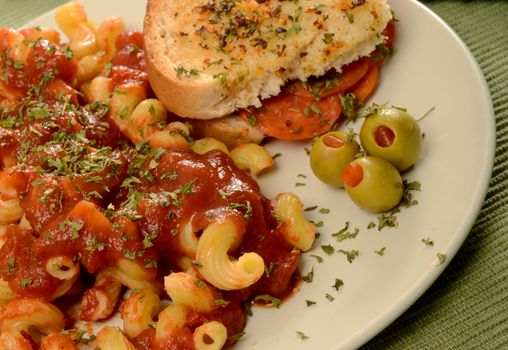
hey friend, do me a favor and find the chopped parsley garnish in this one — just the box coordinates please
[322,32,335,44]
[194,279,206,288]
[21,277,33,288]
[421,237,434,246]
[321,244,335,255]
[253,294,282,308]
[309,254,323,263]
[339,93,359,122]
[375,247,386,256]
[104,62,113,76]
[296,331,310,341]
[401,180,421,208]
[213,72,229,88]
[302,267,314,283]
[332,221,359,242]
[305,299,317,307]
[4,256,15,275]
[230,331,246,341]
[214,298,230,306]
[60,219,84,240]
[376,209,399,231]
[174,65,200,78]
[284,23,302,37]
[337,249,359,263]
[229,201,253,220]
[437,253,447,264]
[332,278,344,291]
[179,178,197,196]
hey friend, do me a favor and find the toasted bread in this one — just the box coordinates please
[144,0,392,120]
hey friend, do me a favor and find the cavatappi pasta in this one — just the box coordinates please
[0,1,316,349]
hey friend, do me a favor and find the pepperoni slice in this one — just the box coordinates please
[349,64,379,103]
[243,92,342,141]
[286,57,375,100]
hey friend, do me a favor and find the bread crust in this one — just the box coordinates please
[144,0,392,120]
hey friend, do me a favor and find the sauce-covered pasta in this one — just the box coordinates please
[0,2,316,349]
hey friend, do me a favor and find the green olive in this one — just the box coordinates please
[342,156,403,213]
[360,107,422,171]
[310,131,360,188]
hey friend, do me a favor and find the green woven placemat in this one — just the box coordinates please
[1,1,507,349]
[362,1,508,349]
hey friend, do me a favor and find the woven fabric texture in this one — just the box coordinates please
[0,0,507,349]
[363,1,508,349]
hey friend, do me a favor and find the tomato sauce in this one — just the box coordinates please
[0,28,78,99]
[0,27,305,348]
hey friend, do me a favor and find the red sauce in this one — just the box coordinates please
[0,27,302,349]
[0,28,78,98]
[112,30,145,71]
[131,329,155,350]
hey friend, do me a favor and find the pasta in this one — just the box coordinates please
[96,327,136,350]
[230,143,274,175]
[0,278,16,305]
[80,268,123,321]
[55,1,98,59]
[46,255,80,281]
[164,272,215,312]
[191,137,230,156]
[273,192,317,251]
[193,321,228,350]
[0,298,65,335]
[40,333,79,350]
[196,218,265,290]
[120,288,160,338]
[0,328,34,350]
[0,169,23,225]
[0,2,317,349]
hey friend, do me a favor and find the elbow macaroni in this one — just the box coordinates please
[0,279,16,305]
[230,143,274,175]
[96,327,136,350]
[193,321,228,350]
[191,137,230,156]
[178,218,199,257]
[55,1,98,59]
[40,332,78,350]
[155,304,228,350]
[0,299,65,335]
[196,218,264,290]
[45,256,79,281]
[0,328,34,350]
[164,272,215,312]
[45,256,80,299]
[80,258,161,320]
[273,192,316,251]
[120,288,160,339]
[0,169,23,225]
[80,269,123,321]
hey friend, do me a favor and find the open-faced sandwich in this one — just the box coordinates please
[144,0,395,146]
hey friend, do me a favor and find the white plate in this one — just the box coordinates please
[26,0,495,349]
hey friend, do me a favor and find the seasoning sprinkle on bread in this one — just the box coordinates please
[144,0,393,120]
